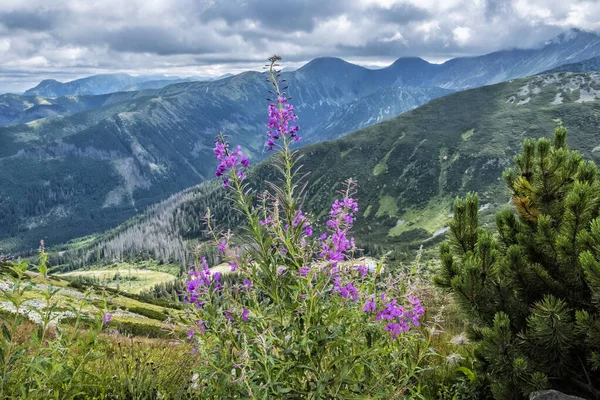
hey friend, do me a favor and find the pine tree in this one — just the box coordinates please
[435,126,600,399]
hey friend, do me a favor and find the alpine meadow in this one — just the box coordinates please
[2,2,600,399]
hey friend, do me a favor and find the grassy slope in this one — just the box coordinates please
[0,264,181,338]
[299,72,600,246]
[58,268,176,294]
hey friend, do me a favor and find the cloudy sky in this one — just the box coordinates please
[0,0,598,93]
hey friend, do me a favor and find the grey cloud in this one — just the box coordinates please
[0,0,598,93]
[199,0,348,32]
[365,3,431,25]
[99,26,222,56]
[0,7,68,31]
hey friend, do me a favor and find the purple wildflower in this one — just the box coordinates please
[242,308,249,322]
[224,311,233,323]
[187,330,195,342]
[102,313,112,324]
[385,323,408,340]
[336,283,359,302]
[187,257,221,304]
[259,216,273,226]
[320,194,359,269]
[356,264,368,276]
[214,138,250,188]
[228,261,238,272]
[362,296,377,313]
[369,295,425,339]
[266,96,300,150]
[305,226,313,237]
[197,320,206,334]
[217,240,227,253]
[292,210,306,227]
[298,265,311,278]
[243,278,253,289]
[407,296,425,326]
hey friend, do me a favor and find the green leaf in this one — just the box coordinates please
[1,323,11,342]
[455,366,475,382]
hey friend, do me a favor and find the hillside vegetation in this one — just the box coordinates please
[55,71,600,269]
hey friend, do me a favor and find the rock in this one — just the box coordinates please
[529,390,586,400]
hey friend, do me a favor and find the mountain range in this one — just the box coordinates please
[2,29,600,255]
[22,73,234,98]
[56,68,600,268]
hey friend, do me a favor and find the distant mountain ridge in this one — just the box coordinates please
[23,73,233,98]
[23,73,165,97]
[0,91,143,127]
[543,55,600,73]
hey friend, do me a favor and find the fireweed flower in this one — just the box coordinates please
[298,265,311,278]
[371,295,425,339]
[187,257,222,305]
[362,296,377,313]
[292,210,306,227]
[214,138,250,188]
[336,282,359,302]
[266,96,300,150]
[224,311,233,323]
[356,264,369,276]
[242,308,249,322]
[293,210,313,237]
[259,216,273,226]
[320,194,358,268]
[102,312,112,324]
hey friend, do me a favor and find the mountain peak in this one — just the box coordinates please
[545,28,598,46]
[298,57,363,73]
[390,57,430,67]
[38,79,61,85]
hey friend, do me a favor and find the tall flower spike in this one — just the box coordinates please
[265,57,300,150]
[214,133,250,188]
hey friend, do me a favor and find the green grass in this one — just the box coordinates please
[388,196,452,237]
[58,268,176,294]
[375,195,399,218]
[461,128,474,141]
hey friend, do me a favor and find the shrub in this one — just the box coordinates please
[182,57,431,398]
[127,306,169,322]
[112,320,169,338]
[67,279,183,310]
[435,126,600,399]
